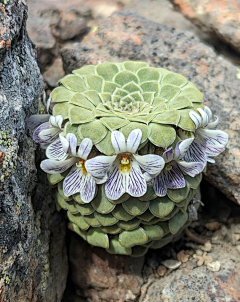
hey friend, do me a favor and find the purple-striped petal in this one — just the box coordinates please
[85,155,116,183]
[40,157,76,174]
[153,173,167,197]
[46,138,67,160]
[204,106,212,120]
[27,114,50,132]
[126,159,147,197]
[105,160,125,200]
[66,133,78,156]
[133,154,164,177]
[80,174,96,203]
[189,111,201,129]
[197,128,228,148]
[197,108,209,128]
[111,131,127,154]
[60,134,70,154]
[184,141,207,164]
[163,147,174,163]
[78,138,93,160]
[63,166,85,196]
[202,143,226,157]
[164,163,186,189]
[126,129,142,153]
[33,122,51,144]
[178,161,204,177]
[38,127,61,144]
[174,138,194,160]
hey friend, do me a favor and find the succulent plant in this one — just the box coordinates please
[28,61,228,256]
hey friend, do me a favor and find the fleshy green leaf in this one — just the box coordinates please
[131,245,149,257]
[75,203,95,216]
[68,212,90,230]
[51,87,75,103]
[103,81,121,93]
[159,85,180,101]
[114,70,139,86]
[65,200,78,214]
[178,109,198,131]
[59,75,88,93]
[95,131,115,155]
[169,211,188,235]
[123,61,149,73]
[143,225,164,240]
[112,204,134,221]
[92,186,116,214]
[122,197,149,216]
[122,82,142,93]
[152,110,180,126]
[179,82,203,102]
[117,218,140,231]
[85,75,103,92]
[69,93,95,110]
[113,88,128,97]
[100,117,129,131]
[78,120,107,143]
[185,173,202,189]
[148,123,176,148]
[142,92,155,104]
[137,67,161,82]
[101,225,122,235]
[87,228,109,249]
[83,90,102,106]
[120,122,149,143]
[128,112,156,124]
[162,72,187,87]
[139,184,157,201]
[63,122,82,144]
[53,102,73,119]
[157,221,170,235]
[119,227,148,248]
[99,93,112,103]
[129,92,144,102]
[107,237,132,255]
[149,196,175,218]
[96,63,119,81]
[140,81,160,94]
[168,96,192,110]
[167,182,190,202]
[137,210,154,222]
[73,65,96,76]
[68,223,87,240]
[48,173,64,186]
[94,212,118,227]
[83,213,101,227]
[56,192,67,210]
[69,107,95,124]
[140,216,160,225]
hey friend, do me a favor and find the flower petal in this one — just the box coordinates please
[66,133,78,156]
[27,114,50,132]
[126,129,142,153]
[85,155,116,183]
[33,122,50,144]
[207,157,215,163]
[204,105,212,120]
[178,160,204,177]
[105,160,126,200]
[197,128,228,148]
[41,157,76,174]
[49,115,63,128]
[63,166,84,196]
[184,141,207,164]
[46,138,67,160]
[126,159,147,197]
[189,111,201,129]
[174,138,194,160]
[165,163,186,189]
[38,127,61,144]
[133,154,165,177]
[162,147,174,163]
[80,174,96,203]
[202,143,226,157]
[78,138,93,160]
[207,116,219,129]
[111,131,127,154]
[153,173,167,197]
[197,108,209,127]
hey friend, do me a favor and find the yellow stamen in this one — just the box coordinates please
[120,154,131,172]
[76,158,87,174]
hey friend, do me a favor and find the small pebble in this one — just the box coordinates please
[207,261,221,272]
[196,249,203,256]
[233,234,240,241]
[157,265,167,277]
[234,226,240,234]
[201,241,212,252]
[177,251,189,263]
[205,221,221,231]
[162,259,181,270]
[236,245,240,254]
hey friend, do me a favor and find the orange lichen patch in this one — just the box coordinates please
[216,272,240,301]
[172,0,197,19]
[0,151,4,168]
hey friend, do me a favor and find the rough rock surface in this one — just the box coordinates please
[0,1,67,301]
[171,0,240,53]
[61,10,240,204]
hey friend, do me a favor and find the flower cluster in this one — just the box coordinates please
[28,105,228,204]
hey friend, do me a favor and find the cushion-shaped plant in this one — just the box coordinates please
[28,61,228,256]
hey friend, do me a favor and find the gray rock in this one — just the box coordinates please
[61,10,240,204]
[0,1,67,301]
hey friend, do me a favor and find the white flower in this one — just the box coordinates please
[41,133,105,203]
[85,129,165,200]
[179,106,228,164]
[152,138,204,197]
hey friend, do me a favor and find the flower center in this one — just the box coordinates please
[164,162,172,171]
[120,153,131,172]
[76,158,87,174]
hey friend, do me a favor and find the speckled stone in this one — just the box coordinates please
[61,10,240,204]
